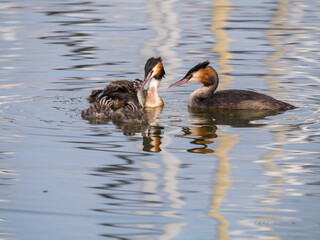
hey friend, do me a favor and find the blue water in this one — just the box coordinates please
[1,0,320,239]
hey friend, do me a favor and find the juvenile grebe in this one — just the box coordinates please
[82,89,148,124]
[87,79,143,108]
[82,57,165,123]
[169,61,295,110]
[111,100,148,124]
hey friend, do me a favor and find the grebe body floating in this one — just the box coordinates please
[169,61,295,110]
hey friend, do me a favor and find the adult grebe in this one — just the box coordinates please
[82,57,165,122]
[169,61,295,110]
[142,57,165,107]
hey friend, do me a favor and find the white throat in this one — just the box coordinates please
[148,78,159,90]
[145,78,163,107]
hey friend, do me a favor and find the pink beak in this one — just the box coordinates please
[142,74,152,89]
[168,78,188,88]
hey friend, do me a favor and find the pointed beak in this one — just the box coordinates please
[168,78,189,88]
[142,71,153,88]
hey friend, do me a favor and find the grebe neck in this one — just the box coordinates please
[188,75,219,106]
[145,78,163,107]
[204,75,219,92]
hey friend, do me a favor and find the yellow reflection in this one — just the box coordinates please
[258,144,286,206]
[210,0,234,89]
[207,0,236,238]
[261,0,290,206]
[161,128,185,211]
[142,0,181,86]
[139,127,185,238]
[208,131,238,240]
[142,106,164,152]
[139,1,185,239]
[142,125,163,152]
[264,0,289,92]
[179,125,217,154]
[255,0,296,236]
[139,159,162,207]
[181,110,238,239]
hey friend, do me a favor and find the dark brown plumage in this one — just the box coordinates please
[82,98,148,124]
[82,97,114,119]
[87,79,142,108]
[169,61,295,110]
[111,102,148,124]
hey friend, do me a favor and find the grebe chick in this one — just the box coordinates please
[111,101,148,124]
[82,96,148,124]
[82,97,114,120]
[169,61,295,110]
[87,79,142,108]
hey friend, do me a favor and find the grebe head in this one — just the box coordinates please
[169,61,219,88]
[142,57,165,88]
[133,79,143,92]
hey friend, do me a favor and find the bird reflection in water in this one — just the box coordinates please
[85,103,165,153]
[189,107,288,128]
[84,112,149,136]
[142,106,164,152]
[181,125,217,154]
[177,107,289,154]
[177,109,218,154]
[103,105,164,139]
[114,105,164,148]
[142,125,163,152]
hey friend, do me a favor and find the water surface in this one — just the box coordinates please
[1,0,320,239]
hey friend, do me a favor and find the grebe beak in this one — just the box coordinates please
[168,77,189,88]
[142,67,157,89]
[142,72,152,88]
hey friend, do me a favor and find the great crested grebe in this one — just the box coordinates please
[82,57,165,123]
[142,57,165,107]
[169,61,295,110]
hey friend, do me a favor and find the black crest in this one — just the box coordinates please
[184,61,210,78]
[144,57,165,79]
